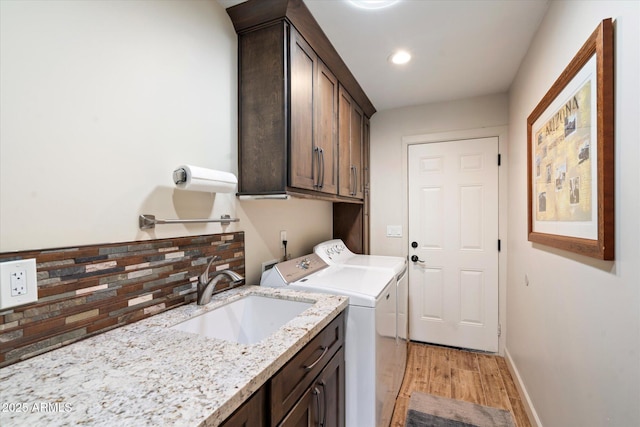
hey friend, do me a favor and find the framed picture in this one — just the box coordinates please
[527,18,614,260]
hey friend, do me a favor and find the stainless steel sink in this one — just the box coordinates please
[170,294,313,345]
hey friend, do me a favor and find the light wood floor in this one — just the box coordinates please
[391,342,531,427]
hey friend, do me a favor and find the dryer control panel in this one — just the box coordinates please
[314,239,353,264]
[273,253,328,284]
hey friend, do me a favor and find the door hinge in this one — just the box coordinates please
[498,154,501,166]
[498,239,501,252]
[498,324,502,337]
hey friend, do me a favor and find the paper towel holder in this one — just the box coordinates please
[173,168,189,185]
[172,165,237,193]
[139,214,239,230]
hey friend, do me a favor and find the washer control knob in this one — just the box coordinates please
[297,258,311,269]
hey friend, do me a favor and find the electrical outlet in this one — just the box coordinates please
[10,270,28,296]
[280,230,287,248]
[1,258,38,309]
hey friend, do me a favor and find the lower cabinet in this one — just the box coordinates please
[221,312,345,427]
[280,348,345,427]
[219,386,267,427]
[316,348,345,427]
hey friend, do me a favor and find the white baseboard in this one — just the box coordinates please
[504,348,543,427]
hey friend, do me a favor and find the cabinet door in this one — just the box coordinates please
[315,348,346,427]
[290,28,317,191]
[338,87,353,197]
[338,86,364,199]
[279,348,345,427]
[278,386,320,427]
[350,102,364,199]
[315,60,338,194]
[271,313,345,425]
[220,386,267,427]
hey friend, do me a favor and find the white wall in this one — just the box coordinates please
[506,1,640,426]
[0,0,332,284]
[369,93,508,257]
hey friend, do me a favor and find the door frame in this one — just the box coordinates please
[401,126,508,355]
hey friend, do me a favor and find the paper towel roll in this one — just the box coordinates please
[173,165,237,193]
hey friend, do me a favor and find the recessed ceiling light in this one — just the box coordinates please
[389,50,411,65]
[348,0,400,10]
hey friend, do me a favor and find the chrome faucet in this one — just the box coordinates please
[197,256,244,305]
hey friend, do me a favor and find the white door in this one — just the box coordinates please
[408,137,499,352]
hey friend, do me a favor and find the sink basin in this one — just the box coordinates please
[170,295,313,345]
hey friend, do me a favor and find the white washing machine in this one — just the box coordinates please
[261,253,398,427]
[314,239,409,415]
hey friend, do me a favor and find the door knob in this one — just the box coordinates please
[411,255,425,263]
[411,241,418,248]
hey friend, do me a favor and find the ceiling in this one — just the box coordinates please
[217,0,550,113]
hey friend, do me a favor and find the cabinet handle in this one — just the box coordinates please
[304,346,328,371]
[349,166,354,196]
[350,166,357,196]
[319,148,325,189]
[354,166,358,196]
[318,381,327,427]
[313,147,321,188]
[313,386,322,427]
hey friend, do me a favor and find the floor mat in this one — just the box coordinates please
[405,392,515,427]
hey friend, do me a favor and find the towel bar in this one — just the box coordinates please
[139,214,239,229]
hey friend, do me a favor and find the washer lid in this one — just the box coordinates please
[314,239,406,274]
[336,255,407,275]
[293,265,395,307]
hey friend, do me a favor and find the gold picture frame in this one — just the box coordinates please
[527,18,614,260]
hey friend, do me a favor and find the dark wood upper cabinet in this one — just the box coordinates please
[338,86,364,199]
[289,28,317,192]
[227,0,374,117]
[228,0,372,252]
[228,0,373,202]
[315,60,339,195]
[235,23,288,195]
[289,29,339,195]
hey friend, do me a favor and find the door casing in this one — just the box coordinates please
[408,137,499,351]
[401,126,508,355]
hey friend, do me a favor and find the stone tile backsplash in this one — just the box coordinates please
[0,232,245,367]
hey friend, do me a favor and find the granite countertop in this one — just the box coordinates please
[0,285,348,427]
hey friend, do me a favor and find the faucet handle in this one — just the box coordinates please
[199,255,221,285]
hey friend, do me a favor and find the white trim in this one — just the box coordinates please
[401,126,508,354]
[505,347,543,427]
[402,126,508,145]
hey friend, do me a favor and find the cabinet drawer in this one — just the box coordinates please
[270,311,345,425]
